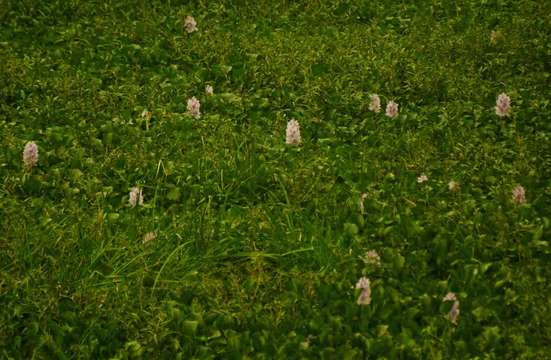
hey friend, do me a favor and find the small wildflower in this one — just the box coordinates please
[357,288,371,305]
[443,292,460,325]
[359,192,368,213]
[129,187,144,207]
[356,277,371,305]
[205,85,214,96]
[286,118,301,145]
[141,110,152,129]
[417,174,428,183]
[356,277,370,290]
[443,292,457,302]
[141,109,152,120]
[187,96,201,119]
[361,250,381,266]
[141,110,153,130]
[184,16,198,33]
[449,300,460,325]
[22,141,39,169]
[143,231,156,244]
[385,101,399,118]
[512,185,526,205]
[369,94,381,113]
[448,180,460,192]
[495,93,511,117]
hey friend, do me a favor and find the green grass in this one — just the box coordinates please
[1,0,550,358]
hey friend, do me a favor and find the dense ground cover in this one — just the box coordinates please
[1,0,550,358]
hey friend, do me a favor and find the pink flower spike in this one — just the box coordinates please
[385,101,399,118]
[449,300,460,325]
[286,118,301,145]
[417,174,428,183]
[495,93,511,117]
[187,96,201,119]
[357,288,371,305]
[143,231,156,244]
[361,250,381,266]
[512,185,526,205]
[22,141,39,169]
[356,277,370,289]
[129,187,144,207]
[448,180,460,192]
[355,277,371,305]
[184,16,198,33]
[369,94,381,113]
[442,292,457,302]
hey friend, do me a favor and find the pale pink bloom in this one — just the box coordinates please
[357,288,371,305]
[356,277,371,305]
[356,277,370,289]
[141,110,152,120]
[417,174,428,183]
[187,96,201,119]
[129,187,144,207]
[369,94,381,113]
[495,93,511,117]
[205,85,214,96]
[184,16,198,33]
[385,101,399,118]
[143,231,156,244]
[22,141,39,169]
[361,250,381,266]
[449,300,460,325]
[286,119,301,145]
[512,185,526,205]
[359,192,368,213]
[442,292,457,302]
[443,292,460,324]
[448,180,460,192]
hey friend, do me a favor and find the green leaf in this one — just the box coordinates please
[183,320,199,336]
[167,187,181,201]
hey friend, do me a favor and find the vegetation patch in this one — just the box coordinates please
[1,1,550,358]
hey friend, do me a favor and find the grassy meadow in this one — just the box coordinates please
[1,0,551,358]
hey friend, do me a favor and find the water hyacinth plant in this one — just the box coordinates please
[286,118,301,145]
[369,94,381,113]
[141,109,152,120]
[22,141,38,169]
[417,174,428,183]
[385,100,399,118]
[448,180,460,192]
[356,277,372,305]
[129,187,144,207]
[361,250,381,266]
[443,292,460,325]
[184,16,198,33]
[512,185,526,205]
[141,109,152,129]
[187,96,201,119]
[359,192,368,214]
[1,1,549,358]
[142,231,156,244]
[495,93,511,117]
[443,292,457,302]
[448,300,460,325]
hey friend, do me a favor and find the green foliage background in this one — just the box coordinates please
[1,0,550,358]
